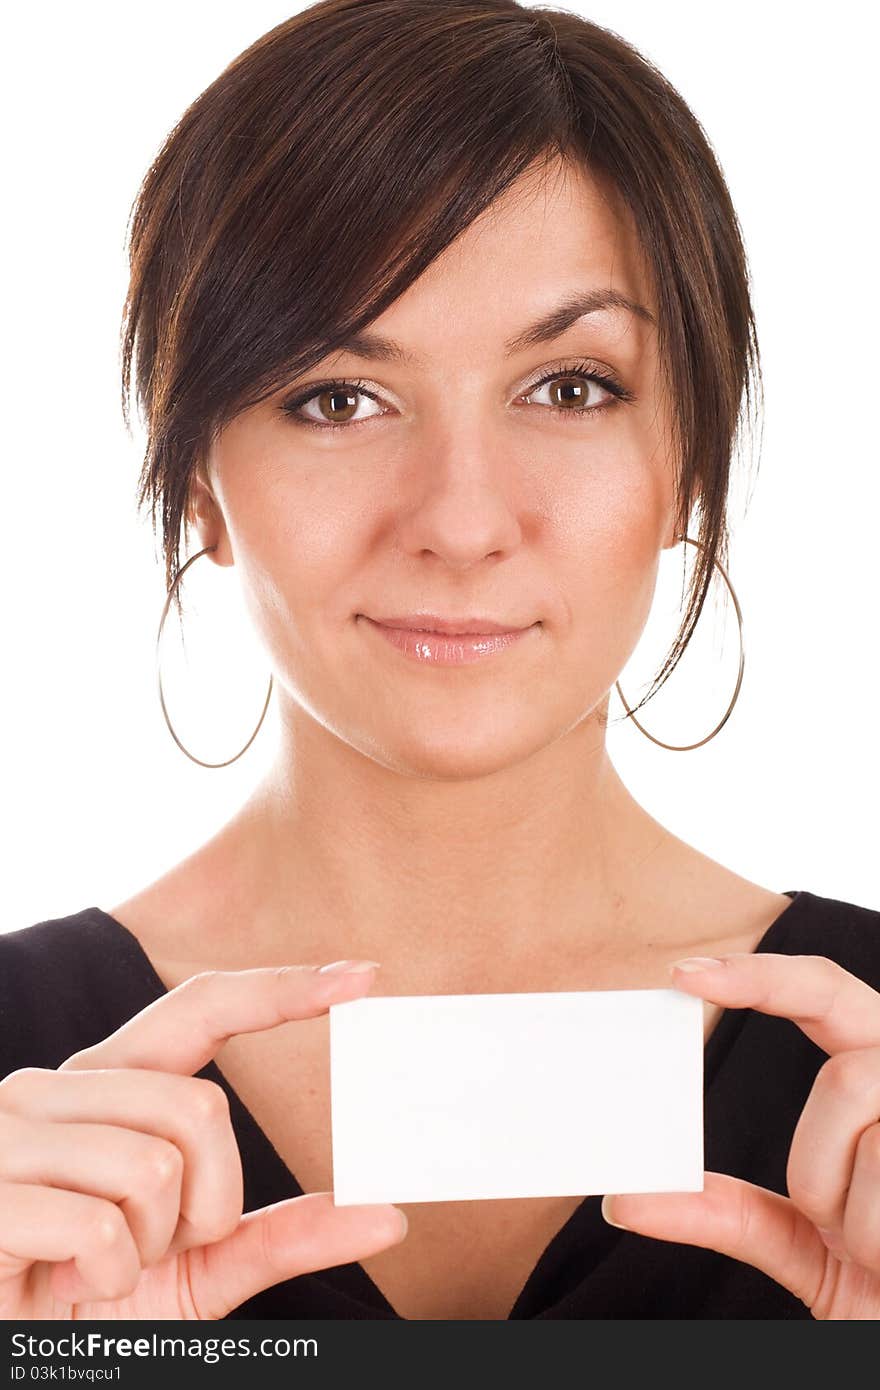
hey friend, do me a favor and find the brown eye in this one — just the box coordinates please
[280,379,384,430]
[547,376,592,409]
[523,372,613,414]
[315,387,359,423]
[517,359,635,424]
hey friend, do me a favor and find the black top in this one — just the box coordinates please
[2,889,879,1319]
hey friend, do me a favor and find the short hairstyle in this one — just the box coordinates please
[121,0,761,719]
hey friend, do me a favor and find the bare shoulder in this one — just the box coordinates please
[651,833,795,954]
[107,847,248,981]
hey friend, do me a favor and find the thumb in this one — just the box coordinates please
[185,1191,408,1319]
[602,1171,826,1308]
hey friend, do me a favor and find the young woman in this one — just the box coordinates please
[2,0,878,1321]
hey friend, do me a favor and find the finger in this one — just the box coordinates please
[0,1111,182,1268]
[185,1192,408,1320]
[0,1068,242,1256]
[669,953,880,1055]
[786,1046,880,1232]
[57,961,381,1077]
[602,1171,827,1310]
[841,1122,880,1272]
[0,1182,142,1303]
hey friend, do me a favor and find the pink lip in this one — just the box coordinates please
[360,616,537,665]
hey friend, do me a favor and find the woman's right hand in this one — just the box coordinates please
[0,960,406,1320]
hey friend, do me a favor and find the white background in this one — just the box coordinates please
[2,1,877,932]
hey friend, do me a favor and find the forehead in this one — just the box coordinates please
[349,158,654,360]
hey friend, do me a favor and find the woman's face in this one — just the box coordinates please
[191,157,679,780]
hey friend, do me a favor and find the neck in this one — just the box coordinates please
[203,700,679,987]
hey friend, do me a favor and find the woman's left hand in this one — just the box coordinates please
[600,952,880,1319]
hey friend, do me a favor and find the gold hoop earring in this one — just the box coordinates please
[156,545,274,768]
[614,535,745,752]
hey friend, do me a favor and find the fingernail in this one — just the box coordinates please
[601,1195,630,1230]
[393,1206,408,1239]
[318,959,381,975]
[670,956,725,973]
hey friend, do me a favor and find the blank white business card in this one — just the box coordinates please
[329,988,705,1205]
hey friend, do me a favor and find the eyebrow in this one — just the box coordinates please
[331,289,655,367]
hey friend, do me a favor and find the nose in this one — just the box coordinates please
[394,420,525,568]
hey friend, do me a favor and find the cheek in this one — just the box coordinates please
[222,457,363,630]
[542,440,671,670]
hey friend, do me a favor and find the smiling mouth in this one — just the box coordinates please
[358,615,538,666]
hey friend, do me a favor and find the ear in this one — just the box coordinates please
[185,457,234,568]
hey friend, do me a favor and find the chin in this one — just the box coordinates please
[360,722,550,782]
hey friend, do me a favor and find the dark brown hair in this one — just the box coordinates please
[121,0,761,718]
